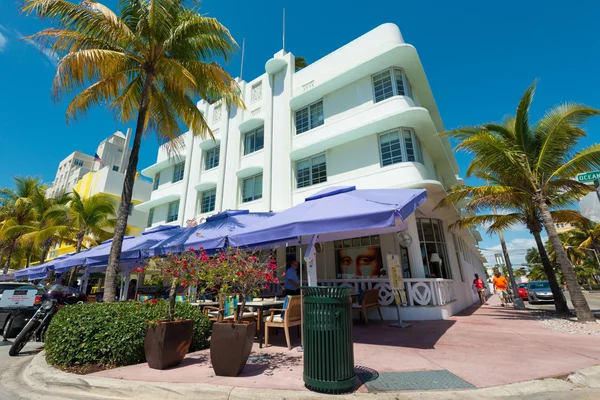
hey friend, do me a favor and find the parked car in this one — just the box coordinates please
[0,282,45,340]
[517,283,529,301]
[527,281,553,303]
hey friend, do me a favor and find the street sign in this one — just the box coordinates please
[576,171,600,182]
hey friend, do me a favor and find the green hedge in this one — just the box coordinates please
[45,301,211,368]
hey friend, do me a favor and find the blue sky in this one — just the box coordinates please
[1,0,599,264]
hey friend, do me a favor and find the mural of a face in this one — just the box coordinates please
[337,247,381,278]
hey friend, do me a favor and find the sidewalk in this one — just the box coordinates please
[88,295,600,391]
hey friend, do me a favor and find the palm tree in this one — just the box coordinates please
[565,218,600,256]
[437,173,575,313]
[0,177,45,274]
[443,82,600,321]
[47,191,116,285]
[24,0,244,300]
[295,56,308,71]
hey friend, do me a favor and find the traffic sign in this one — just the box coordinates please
[577,171,600,182]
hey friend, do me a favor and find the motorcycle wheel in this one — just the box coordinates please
[8,320,36,356]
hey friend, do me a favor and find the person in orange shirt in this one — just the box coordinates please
[492,271,509,306]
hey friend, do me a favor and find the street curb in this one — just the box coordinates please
[23,352,600,400]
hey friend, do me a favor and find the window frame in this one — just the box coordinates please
[147,207,154,228]
[167,200,180,223]
[200,188,217,214]
[295,152,327,189]
[295,99,324,135]
[416,218,452,279]
[378,127,422,167]
[243,126,265,156]
[251,81,262,103]
[153,172,160,191]
[204,146,220,171]
[212,104,222,122]
[372,67,412,103]
[241,173,263,203]
[172,162,185,183]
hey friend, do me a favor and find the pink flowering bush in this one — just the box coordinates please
[196,248,278,324]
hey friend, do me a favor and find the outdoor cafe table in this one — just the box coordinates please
[245,299,285,348]
[190,300,219,308]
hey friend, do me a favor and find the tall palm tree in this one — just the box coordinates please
[443,82,600,321]
[436,165,582,313]
[565,218,600,257]
[24,0,244,300]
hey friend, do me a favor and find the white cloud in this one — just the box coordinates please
[16,29,58,64]
[0,32,7,52]
[480,236,547,266]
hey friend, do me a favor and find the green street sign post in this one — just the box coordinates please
[577,171,600,183]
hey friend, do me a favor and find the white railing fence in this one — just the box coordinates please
[317,278,456,307]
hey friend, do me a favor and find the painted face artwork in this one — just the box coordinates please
[337,247,382,278]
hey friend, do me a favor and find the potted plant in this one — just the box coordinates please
[197,248,278,377]
[137,251,199,370]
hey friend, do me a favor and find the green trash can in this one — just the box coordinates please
[302,286,355,394]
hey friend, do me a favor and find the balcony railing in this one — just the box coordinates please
[317,278,456,307]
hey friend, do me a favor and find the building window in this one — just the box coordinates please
[285,246,297,263]
[204,146,220,170]
[295,100,324,135]
[372,67,411,103]
[153,172,160,190]
[173,162,185,183]
[333,235,383,278]
[147,208,154,228]
[243,126,264,155]
[73,159,84,167]
[112,165,119,172]
[251,81,262,102]
[213,104,222,122]
[379,128,422,166]
[296,153,327,188]
[242,174,263,203]
[118,148,123,153]
[417,218,452,279]
[167,200,180,222]
[200,188,216,213]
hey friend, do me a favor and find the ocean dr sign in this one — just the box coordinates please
[576,171,600,183]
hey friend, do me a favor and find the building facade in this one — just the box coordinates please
[137,24,487,319]
[46,130,132,198]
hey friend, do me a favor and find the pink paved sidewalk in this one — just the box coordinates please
[91,296,600,391]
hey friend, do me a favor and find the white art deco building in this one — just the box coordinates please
[137,24,487,320]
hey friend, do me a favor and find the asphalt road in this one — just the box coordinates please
[526,291,600,315]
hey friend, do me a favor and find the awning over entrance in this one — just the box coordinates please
[229,186,427,248]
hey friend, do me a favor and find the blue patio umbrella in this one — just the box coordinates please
[150,210,275,255]
[229,186,428,249]
[54,237,134,274]
[12,255,71,280]
[0,274,14,281]
[84,225,182,266]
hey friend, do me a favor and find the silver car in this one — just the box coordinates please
[527,281,553,303]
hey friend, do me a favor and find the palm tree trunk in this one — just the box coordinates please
[104,73,154,303]
[497,230,525,309]
[532,230,569,314]
[40,239,52,264]
[537,194,594,321]
[169,280,177,323]
[3,245,15,275]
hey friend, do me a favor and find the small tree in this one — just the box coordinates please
[197,248,278,324]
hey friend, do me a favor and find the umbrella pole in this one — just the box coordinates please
[297,241,304,353]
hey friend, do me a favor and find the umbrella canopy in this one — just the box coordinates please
[151,210,275,254]
[54,237,134,273]
[229,186,427,248]
[0,274,14,281]
[85,225,182,266]
[12,255,71,280]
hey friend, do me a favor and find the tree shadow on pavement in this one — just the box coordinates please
[351,319,456,350]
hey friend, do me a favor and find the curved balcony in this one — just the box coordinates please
[239,115,264,133]
[265,57,288,75]
[291,97,442,161]
[236,165,263,179]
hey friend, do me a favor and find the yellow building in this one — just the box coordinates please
[47,167,153,259]
[555,222,576,234]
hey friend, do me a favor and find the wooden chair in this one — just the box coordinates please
[204,297,258,324]
[264,295,301,350]
[352,289,383,324]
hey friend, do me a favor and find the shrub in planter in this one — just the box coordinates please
[196,248,278,377]
[45,301,210,369]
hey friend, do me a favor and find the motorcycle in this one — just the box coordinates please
[8,284,86,356]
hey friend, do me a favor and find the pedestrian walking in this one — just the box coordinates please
[473,274,488,305]
[492,271,509,306]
